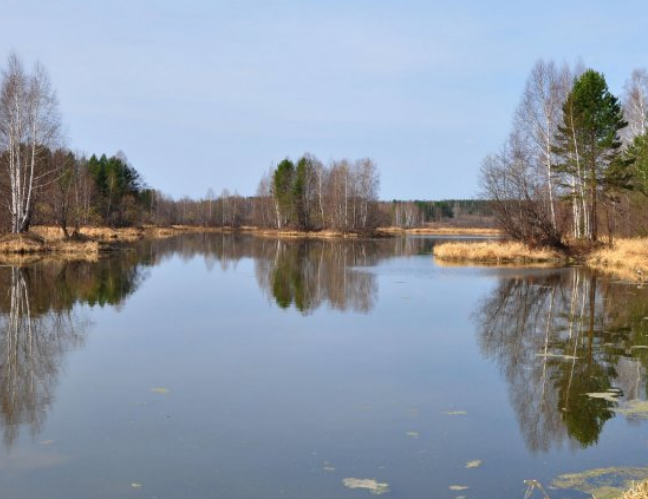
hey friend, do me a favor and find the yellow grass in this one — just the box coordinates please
[379,226,502,236]
[587,238,648,282]
[620,480,648,499]
[433,241,563,263]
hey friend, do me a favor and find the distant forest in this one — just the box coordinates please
[0,52,492,235]
[0,51,496,236]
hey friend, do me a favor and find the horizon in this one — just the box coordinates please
[2,1,648,201]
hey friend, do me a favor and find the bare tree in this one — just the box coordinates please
[0,53,61,233]
[622,68,648,142]
[514,60,571,231]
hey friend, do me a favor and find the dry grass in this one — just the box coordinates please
[433,240,563,263]
[254,229,362,239]
[587,238,648,282]
[379,226,502,236]
[620,480,648,499]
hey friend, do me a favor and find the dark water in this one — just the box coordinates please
[1,234,648,499]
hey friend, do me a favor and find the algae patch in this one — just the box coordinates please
[342,478,389,495]
[552,466,648,499]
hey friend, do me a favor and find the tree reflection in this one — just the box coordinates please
[135,233,436,314]
[476,268,648,453]
[0,257,147,448]
[259,239,379,314]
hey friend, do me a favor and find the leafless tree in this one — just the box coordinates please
[0,53,61,233]
[622,68,648,142]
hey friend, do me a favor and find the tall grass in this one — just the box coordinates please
[433,241,562,263]
[620,480,648,499]
[588,238,648,281]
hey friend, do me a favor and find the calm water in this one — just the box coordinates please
[1,234,648,499]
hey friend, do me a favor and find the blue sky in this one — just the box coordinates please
[2,1,648,200]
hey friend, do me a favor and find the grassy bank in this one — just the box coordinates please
[587,238,648,281]
[433,238,648,281]
[433,240,563,263]
[621,481,648,499]
[378,226,502,236]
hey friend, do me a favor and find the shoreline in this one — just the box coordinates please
[0,224,501,256]
[432,239,648,282]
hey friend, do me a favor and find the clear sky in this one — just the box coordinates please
[2,0,647,200]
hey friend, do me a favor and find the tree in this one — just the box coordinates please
[622,68,648,142]
[0,53,61,233]
[272,159,295,228]
[553,70,629,242]
[514,60,572,231]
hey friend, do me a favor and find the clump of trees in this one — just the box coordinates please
[0,53,153,236]
[481,59,648,248]
[261,155,381,232]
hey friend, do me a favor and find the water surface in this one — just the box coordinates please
[1,234,647,498]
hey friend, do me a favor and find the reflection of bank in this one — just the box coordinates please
[475,268,648,453]
[0,267,86,447]
[255,239,379,314]
[0,256,148,449]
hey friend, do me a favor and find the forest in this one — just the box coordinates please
[0,52,490,237]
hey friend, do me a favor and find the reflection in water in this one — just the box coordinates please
[255,240,378,314]
[475,268,648,453]
[0,257,148,447]
[0,235,432,446]
[135,234,435,314]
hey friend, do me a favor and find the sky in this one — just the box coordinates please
[2,0,648,201]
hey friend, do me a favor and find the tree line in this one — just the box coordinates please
[0,51,495,236]
[481,60,648,247]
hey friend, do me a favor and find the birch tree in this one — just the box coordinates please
[0,53,61,233]
[514,60,571,231]
[622,69,648,142]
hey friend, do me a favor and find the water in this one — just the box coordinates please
[1,234,647,499]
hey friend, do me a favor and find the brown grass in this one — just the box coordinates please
[379,226,502,236]
[620,480,648,499]
[587,238,648,282]
[433,240,563,263]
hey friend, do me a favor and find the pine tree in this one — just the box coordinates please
[553,70,628,241]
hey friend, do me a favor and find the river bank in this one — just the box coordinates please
[0,224,501,255]
[433,238,648,282]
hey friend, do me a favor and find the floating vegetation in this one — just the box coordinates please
[342,478,390,495]
[323,461,335,472]
[449,485,469,491]
[552,466,648,499]
[444,411,467,416]
[586,392,620,402]
[150,387,169,394]
[631,345,648,350]
[535,353,579,360]
[465,460,482,469]
[613,400,648,419]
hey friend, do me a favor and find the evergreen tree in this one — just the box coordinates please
[553,70,628,241]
